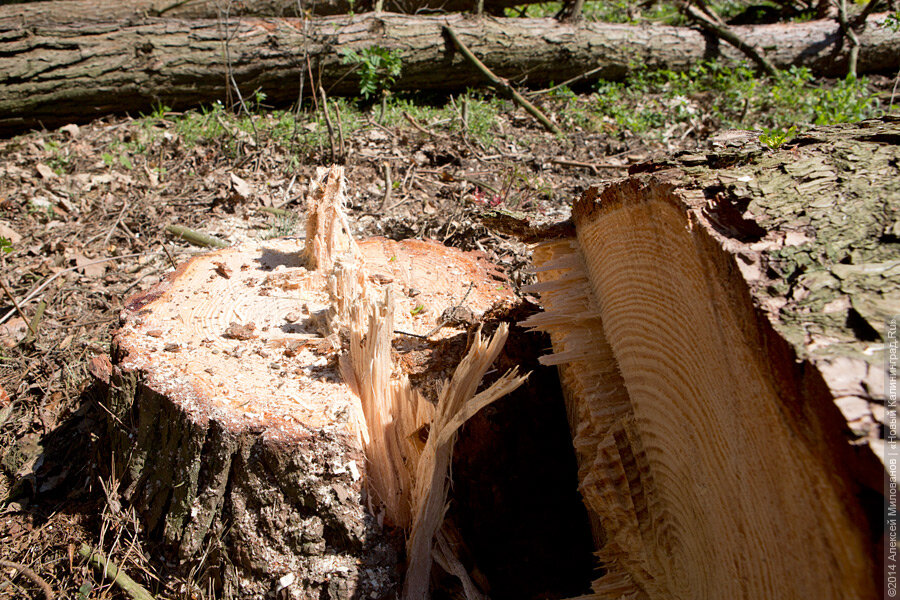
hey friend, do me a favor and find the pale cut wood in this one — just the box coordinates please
[523,119,894,599]
[102,164,522,597]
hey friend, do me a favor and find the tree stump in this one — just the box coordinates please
[98,167,520,598]
[523,118,895,599]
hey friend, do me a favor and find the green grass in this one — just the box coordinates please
[380,91,510,147]
[113,61,881,160]
[126,89,508,159]
[551,61,882,140]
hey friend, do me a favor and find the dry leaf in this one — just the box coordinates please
[0,317,27,348]
[36,163,57,180]
[0,221,22,245]
[73,253,107,278]
[230,173,253,200]
[60,124,80,138]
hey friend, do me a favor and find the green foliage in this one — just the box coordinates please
[341,46,403,100]
[0,236,13,254]
[584,61,880,140]
[759,125,797,148]
[884,11,900,31]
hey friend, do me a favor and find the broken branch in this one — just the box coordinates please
[442,25,563,136]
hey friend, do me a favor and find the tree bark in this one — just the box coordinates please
[92,166,522,597]
[522,117,895,599]
[1,12,897,135]
[1,0,531,22]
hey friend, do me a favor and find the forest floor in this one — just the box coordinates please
[0,67,897,599]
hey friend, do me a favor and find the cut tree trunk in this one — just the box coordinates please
[1,0,534,21]
[2,12,898,135]
[93,166,523,598]
[522,117,896,599]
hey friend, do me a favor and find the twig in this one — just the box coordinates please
[78,544,155,600]
[0,252,156,327]
[851,0,883,27]
[381,163,393,210]
[0,278,38,338]
[403,111,442,138]
[23,300,46,346]
[528,66,606,96]
[258,206,293,217]
[160,242,178,270]
[442,26,563,136]
[836,0,860,78]
[319,86,337,163]
[103,201,129,247]
[394,282,476,339]
[367,115,398,138]
[333,99,346,159]
[165,225,229,248]
[551,157,629,172]
[681,1,779,78]
[0,559,53,599]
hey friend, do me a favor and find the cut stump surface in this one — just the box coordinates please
[102,169,516,599]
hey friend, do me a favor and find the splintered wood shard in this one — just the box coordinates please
[104,164,522,598]
[304,166,359,271]
[526,120,895,599]
[402,324,527,600]
[310,166,527,598]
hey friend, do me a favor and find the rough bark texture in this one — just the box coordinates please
[2,12,898,134]
[2,0,532,21]
[522,116,896,599]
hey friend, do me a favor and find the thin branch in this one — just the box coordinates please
[333,99,346,158]
[78,545,155,600]
[681,1,779,78]
[380,162,393,210]
[837,0,860,78]
[442,26,563,136]
[0,559,53,599]
[165,225,229,248]
[319,86,337,163]
[528,65,606,96]
[403,111,443,137]
[0,278,38,338]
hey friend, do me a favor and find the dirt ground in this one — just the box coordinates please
[0,89,790,598]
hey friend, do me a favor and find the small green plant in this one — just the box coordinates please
[262,213,299,239]
[884,11,900,32]
[0,236,13,254]
[341,46,403,100]
[759,125,797,148]
[45,139,70,174]
[148,102,172,120]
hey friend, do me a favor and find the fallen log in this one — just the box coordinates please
[95,166,530,598]
[2,12,898,135]
[522,117,896,598]
[1,0,531,21]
